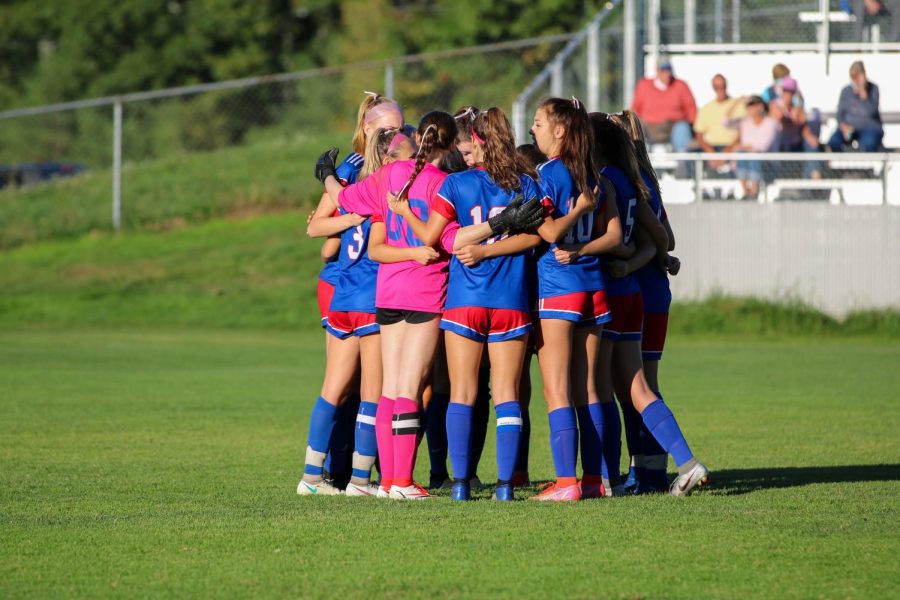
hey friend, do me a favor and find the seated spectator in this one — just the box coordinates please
[631,58,697,152]
[724,96,781,200]
[694,74,745,170]
[828,61,884,152]
[761,63,804,108]
[768,76,822,179]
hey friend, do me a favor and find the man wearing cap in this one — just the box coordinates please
[828,61,884,152]
[631,58,697,154]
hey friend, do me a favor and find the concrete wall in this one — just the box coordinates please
[664,204,900,316]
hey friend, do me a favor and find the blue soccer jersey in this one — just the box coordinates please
[601,165,641,298]
[535,158,605,299]
[435,169,541,311]
[318,153,364,285]
[329,209,378,313]
[634,169,671,313]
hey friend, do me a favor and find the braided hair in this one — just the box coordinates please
[397,111,457,200]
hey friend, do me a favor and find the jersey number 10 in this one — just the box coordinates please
[469,205,507,245]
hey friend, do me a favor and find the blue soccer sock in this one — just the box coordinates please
[599,401,622,485]
[548,407,578,483]
[325,393,358,483]
[468,369,491,478]
[639,396,669,488]
[446,402,473,482]
[425,393,449,479]
[304,397,338,481]
[515,408,531,474]
[641,399,694,468]
[494,401,522,483]
[350,400,378,486]
[576,404,603,482]
[619,395,644,466]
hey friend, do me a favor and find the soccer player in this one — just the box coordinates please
[588,113,709,497]
[611,110,679,493]
[392,107,546,501]
[315,112,460,499]
[528,97,619,501]
[298,94,403,495]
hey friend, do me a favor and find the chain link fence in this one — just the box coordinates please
[0,39,567,248]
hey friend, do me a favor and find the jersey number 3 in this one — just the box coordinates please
[346,225,365,259]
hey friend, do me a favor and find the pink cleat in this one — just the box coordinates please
[528,481,582,502]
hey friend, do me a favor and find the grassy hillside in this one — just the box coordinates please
[0,132,344,249]
[2,210,898,335]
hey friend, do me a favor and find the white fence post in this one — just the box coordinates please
[112,98,122,232]
[384,62,395,99]
[624,0,637,109]
[587,20,600,112]
[551,60,564,98]
[512,98,526,145]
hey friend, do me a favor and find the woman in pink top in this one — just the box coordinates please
[725,95,781,200]
[317,112,460,499]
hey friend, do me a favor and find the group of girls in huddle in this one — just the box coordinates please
[296,91,709,501]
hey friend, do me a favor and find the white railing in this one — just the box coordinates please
[651,152,900,205]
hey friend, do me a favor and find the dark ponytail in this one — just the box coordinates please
[398,111,457,200]
[610,110,661,202]
[538,97,595,196]
[589,112,651,205]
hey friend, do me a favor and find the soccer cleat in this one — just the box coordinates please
[580,481,606,499]
[622,466,639,494]
[376,486,390,499]
[429,472,452,490]
[603,483,627,497]
[389,482,432,500]
[634,471,669,495]
[492,483,515,501]
[670,462,710,497]
[296,478,342,496]
[344,482,379,497]
[528,481,582,502]
[468,475,483,490]
[450,481,471,501]
[510,471,530,487]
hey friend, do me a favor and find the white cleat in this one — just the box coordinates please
[297,479,343,496]
[376,486,391,499]
[345,482,380,497]
[389,483,431,500]
[670,462,710,497]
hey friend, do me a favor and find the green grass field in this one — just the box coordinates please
[2,327,898,598]
[2,206,899,598]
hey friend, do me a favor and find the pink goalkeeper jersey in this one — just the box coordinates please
[338,160,452,313]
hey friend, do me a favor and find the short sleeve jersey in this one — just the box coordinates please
[634,169,670,310]
[600,165,641,297]
[433,169,542,311]
[535,158,605,298]
[318,153,364,285]
[338,160,450,313]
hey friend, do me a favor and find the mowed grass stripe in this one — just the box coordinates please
[1,329,898,598]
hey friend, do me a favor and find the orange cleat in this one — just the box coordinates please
[528,481,582,502]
